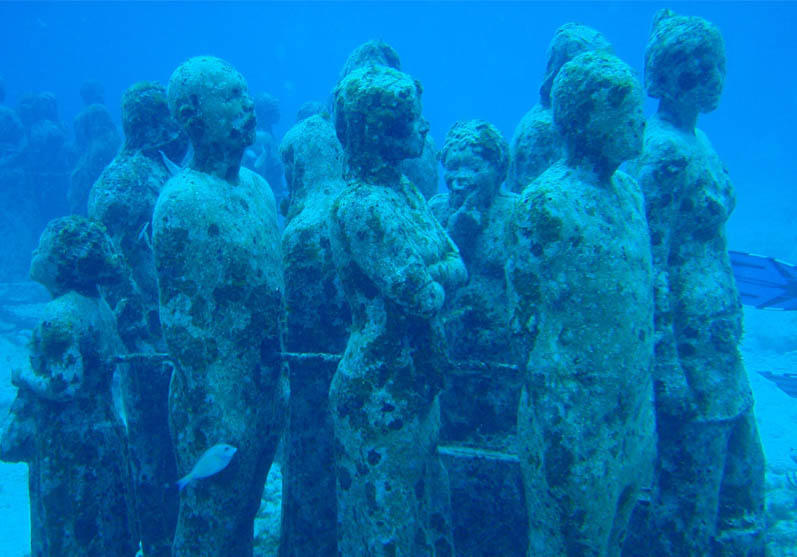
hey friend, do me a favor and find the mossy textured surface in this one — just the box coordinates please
[625,11,766,555]
[508,23,613,193]
[1,217,137,556]
[279,115,349,557]
[430,119,519,452]
[88,79,186,557]
[154,165,285,557]
[154,56,285,557]
[330,64,464,556]
[506,52,655,556]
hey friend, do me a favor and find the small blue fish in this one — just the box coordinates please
[177,443,237,491]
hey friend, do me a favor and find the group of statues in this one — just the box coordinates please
[0,8,766,557]
[0,78,122,282]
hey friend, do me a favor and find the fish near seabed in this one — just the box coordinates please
[177,443,237,491]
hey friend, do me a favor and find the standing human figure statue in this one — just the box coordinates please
[88,80,188,557]
[153,56,286,557]
[278,114,350,557]
[429,120,526,555]
[505,51,656,556]
[627,10,765,555]
[508,23,613,193]
[18,92,72,236]
[330,64,466,556]
[429,119,519,448]
[0,216,138,557]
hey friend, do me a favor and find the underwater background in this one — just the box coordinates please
[0,1,796,555]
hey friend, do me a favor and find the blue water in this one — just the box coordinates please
[2,2,797,555]
[2,1,796,260]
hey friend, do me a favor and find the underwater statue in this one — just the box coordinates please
[88,80,188,557]
[429,119,519,447]
[505,51,656,556]
[153,56,286,557]
[69,90,121,215]
[508,23,613,193]
[625,10,766,555]
[340,39,440,200]
[330,64,466,556]
[0,216,138,557]
[429,119,526,555]
[17,91,72,243]
[278,113,349,557]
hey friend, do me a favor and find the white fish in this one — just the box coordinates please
[159,150,184,176]
[137,221,153,250]
[177,443,237,491]
[137,221,149,241]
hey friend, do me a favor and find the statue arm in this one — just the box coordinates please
[337,197,445,318]
[428,222,468,291]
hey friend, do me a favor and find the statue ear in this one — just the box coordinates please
[177,106,205,139]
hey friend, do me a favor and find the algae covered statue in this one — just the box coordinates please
[340,40,440,200]
[506,52,655,556]
[278,114,349,557]
[628,10,765,555]
[0,216,138,557]
[153,56,286,557]
[429,120,526,555]
[508,23,613,193]
[330,65,466,556]
[88,80,188,557]
[429,119,519,448]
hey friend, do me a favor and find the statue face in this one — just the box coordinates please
[692,55,725,113]
[646,22,727,115]
[443,146,501,207]
[382,93,428,161]
[601,99,646,168]
[209,73,257,151]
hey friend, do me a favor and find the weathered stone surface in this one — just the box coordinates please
[340,39,440,199]
[508,23,613,193]
[278,114,348,557]
[506,52,655,556]
[625,10,766,555]
[430,119,519,453]
[330,64,465,556]
[89,80,188,557]
[154,56,286,557]
[1,216,137,557]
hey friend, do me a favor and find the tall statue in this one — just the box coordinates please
[153,56,286,557]
[506,52,656,556]
[627,10,766,555]
[330,64,466,556]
